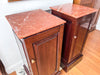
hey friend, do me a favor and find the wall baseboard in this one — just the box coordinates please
[6,60,23,74]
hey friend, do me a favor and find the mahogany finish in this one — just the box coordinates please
[6,9,66,75]
[60,30,100,75]
[50,3,97,71]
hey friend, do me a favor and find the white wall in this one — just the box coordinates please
[0,0,7,3]
[96,16,100,30]
[0,0,73,74]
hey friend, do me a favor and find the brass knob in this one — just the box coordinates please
[31,59,35,64]
[57,9,60,11]
[59,67,62,71]
[74,36,77,39]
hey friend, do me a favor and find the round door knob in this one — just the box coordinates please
[57,9,60,11]
[74,36,77,39]
[31,59,35,64]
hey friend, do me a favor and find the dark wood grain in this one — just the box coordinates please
[7,9,65,75]
[33,33,58,75]
[59,30,100,75]
[22,25,64,75]
[50,3,97,71]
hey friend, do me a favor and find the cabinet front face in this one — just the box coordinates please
[33,33,58,75]
[51,10,92,62]
[23,26,64,75]
[50,4,97,71]
[71,14,92,59]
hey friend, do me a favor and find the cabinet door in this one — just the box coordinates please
[33,33,58,75]
[72,14,92,59]
[23,26,64,75]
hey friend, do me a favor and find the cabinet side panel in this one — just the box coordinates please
[22,40,38,75]
[51,10,77,63]
[57,25,64,71]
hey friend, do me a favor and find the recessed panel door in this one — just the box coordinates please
[33,33,58,75]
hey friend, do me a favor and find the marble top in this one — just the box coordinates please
[50,3,97,18]
[6,9,66,39]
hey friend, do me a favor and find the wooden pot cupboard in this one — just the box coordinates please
[50,4,97,71]
[73,0,100,31]
[6,9,66,75]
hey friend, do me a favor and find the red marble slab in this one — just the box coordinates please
[6,9,66,39]
[50,3,97,18]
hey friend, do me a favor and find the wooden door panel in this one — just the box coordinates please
[72,16,91,58]
[31,62,39,75]
[72,25,88,58]
[24,27,59,61]
[33,33,58,75]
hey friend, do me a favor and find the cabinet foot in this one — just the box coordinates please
[89,26,96,32]
[61,55,83,72]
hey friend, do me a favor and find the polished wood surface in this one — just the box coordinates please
[72,14,92,59]
[7,9,65,75]
[33,34,57,75]
[6,9,65,39]
[59,30,100,75]
[23,25,64,75]
[50,3,97,71]
[10,29,100,75]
